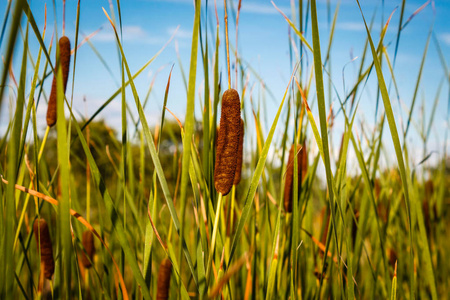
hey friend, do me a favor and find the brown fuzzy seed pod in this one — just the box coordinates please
[214,89,241,195]
[284,143,308,213]
[80,230,95,268]
[33,219,55,279]
[389,248,398,268]
[233,118,244,186]
[215,126,220,146]
[301,142,308,178]
[47,36,71,127]
[377,202,388,223]
[425,179,434,198]
[374,178,381,199]
[157,258,172,300]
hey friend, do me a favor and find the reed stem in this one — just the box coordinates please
[13,125,51,250]
[205,192,224,286]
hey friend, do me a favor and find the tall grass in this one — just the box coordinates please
[0,0,448,299]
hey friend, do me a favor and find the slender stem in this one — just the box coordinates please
[235,0,242,90]
[230,185,235,236]
[13,125,50,249]
[84,271,90,299]
[86,118,91,223]
[62,0,66,36]
[50,280,54,298]
[205,192,223,286]
[224,0,231,89]
[38,126,50,161]
[85,117,91,294]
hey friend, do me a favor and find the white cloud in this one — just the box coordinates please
[121,25,147,39]
[240,2,287,15]
[167,26,191,39]
[440,33,450,46]
[152,0,193,4]
[93,24,165,44]
[336,21,365,32]
[394,53,418,64]
[152,0,288,15]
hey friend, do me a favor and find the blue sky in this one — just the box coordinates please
[1,0,449,170]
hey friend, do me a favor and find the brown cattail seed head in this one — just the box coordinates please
[233,118,244,186]
[425,179,434,198]
[33,218,55,279]
[80,230,95,268]
[374,178,381,199]
[157,258,172,300]
[389,248,398,269]
[284,143,308,213]
[214,89,241,195]
[47,36,71,127]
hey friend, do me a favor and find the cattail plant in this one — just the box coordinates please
[205,88,241,283]
[389,248,398,269]
[320,209,331,245]
[156,258,172,300]
[424,179,434,198]
[284,142,308,213]
[233,118,244,186]
[374,178,381,199]
[46,36,71,127]
[80,230,95,268]
[33,218,55,280]
[214,88,241,196]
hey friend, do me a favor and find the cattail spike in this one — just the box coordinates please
[284,145,297,213]
[33,218,55,279]
[214,89,241,195]
[389,248,398,270]
[80,230,95,268]
[233,118,244,186]
[284,142,308,213]
[157,258,172,300]
[47,36,71,127]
